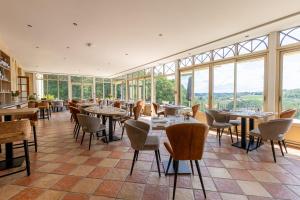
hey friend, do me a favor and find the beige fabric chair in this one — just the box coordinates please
[125,119,161,176]
[77,114,107,150]
[248,118,293,162]
[205,109,234,145]
[0,120,31,176]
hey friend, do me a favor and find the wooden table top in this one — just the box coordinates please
[84,106,127,116]
[151,116,199,130]
[0,108,39,116]
[77,102,98,107]
[220,111,275,119]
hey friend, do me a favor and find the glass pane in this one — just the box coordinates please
[72,84,81,99]
[236,58,264,111]
[59,75,68,81]
[104,82,111,98]
[71,76,82,83]
[83,85,92,99]
[116,83,122,99]
[47,74,58,80]
[179,57,193,68]
[43,80,48,96]
[96,82,103,99]
[180,71,192,106]
[48,80,58,98]
[282,51,300,119]
[59,81,68,100]
[129,80,137,100]
[213,63,234,110]
[155,75,175,104]
[154,65,164,76]
[138,79,144,100]
[83,77,93,84]
[194,67,209,111]
[122,81,127,100]
[95,77,103,83]
[145,79,151,102]
[280,26,300,46]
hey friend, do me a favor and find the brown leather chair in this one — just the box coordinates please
[69,106,81,140]
[28,101,38,108]
[279,109,297,119]
[0,120,31,177]
[152,103,165,117]
[192,104,200,118]
[164,123,209,199]
[113,101,121,108]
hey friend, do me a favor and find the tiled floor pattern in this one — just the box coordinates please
[1,111,300,199]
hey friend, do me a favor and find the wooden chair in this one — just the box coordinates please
[0,120,31,177]
[125,119,161,176]
[38,101,50,120]
[164,123,209,199]
[191,104,200,118]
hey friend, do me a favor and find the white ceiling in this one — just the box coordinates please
[0,0,300,77]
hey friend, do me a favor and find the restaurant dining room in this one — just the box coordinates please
[1,0,300,199]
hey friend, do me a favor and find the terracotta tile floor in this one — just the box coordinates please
[1,111,300,200]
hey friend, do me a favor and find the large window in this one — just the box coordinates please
[155,75,175,104]
[95,78,103,99]
[129,80,137,100]
[281,51,300,119]
[194,67,209,111]
[104,79,112,98]
[236,58,264,110]
[180,71,192,106]
[72,85,81,99]
[213,62,234,110]
[59,81,68,100]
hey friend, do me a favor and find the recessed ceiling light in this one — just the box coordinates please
[63,57,66,60]
[125,53,128,56]
[73,22,78,26]
[158,33,163,37]
[245,35,249,38]
[66,46,70,49]
[86,42,94,47]
[35,46,39,49]
[27,24,32,28]
[188,53,191,55]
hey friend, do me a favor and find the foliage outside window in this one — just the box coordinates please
[180,71,192,106]
[155,75,175,104]
[194,67,209,111]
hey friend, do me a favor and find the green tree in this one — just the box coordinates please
[155,77,175,104]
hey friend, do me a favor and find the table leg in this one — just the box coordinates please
[101,116,120,142]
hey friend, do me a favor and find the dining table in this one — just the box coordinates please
[76,102,98,108]
[0,108,39,171]
[221,111,274,150]
[84,106,127,142]
[151,115,199,175]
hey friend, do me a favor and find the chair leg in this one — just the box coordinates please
[32,125,38,152]
[0,144,1,153]
[270,140,276,163]
[278,141,284,157]
[172,160,179,200]
[81,131,86,145]
[88,133,93,150]
[155,150,161,177]
[190,160,194,175]
[235,125,239,142]
[282,140,288,153]
[135,151,139,161]
[229,127,233,143]
[195,160,206,199]
[121,125,125,139]
[218,129,222,146]
[158,149,161,161]
[23,140,31,176]
[75,125,81,141]
[166,156,172,175]
[246,136,252,153]
[256,137,260,149]
[130,150,138,175]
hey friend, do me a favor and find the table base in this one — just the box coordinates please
[0,156,24,171]
[162,160,191,175]
[101,135,121,143]
[232,141,262,151]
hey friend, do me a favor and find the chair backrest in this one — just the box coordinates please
[72,99,79,104]
[207,109,229,123]
[152,103,159,115]
[192,104,200,118]
[279,109,297,119]
[77,114,102,133]
[38,101,49,108]
[205,111,214,126]
[113,101,121,108]
[133,105,143,120]
[258,118,293,140]
[0,120,31,144]
[69,102,77,107]
[164,107,177,116]
[125,119,150,150]
[165,123,208,160]
[28,101,38,108]
[69,106,80,123]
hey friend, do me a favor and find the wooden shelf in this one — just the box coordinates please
[0,50,11,105]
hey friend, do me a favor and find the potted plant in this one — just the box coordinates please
[11,91,19,102]
[28,93,37,102]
